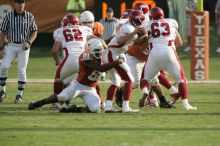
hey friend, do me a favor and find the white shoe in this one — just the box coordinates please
[122,107,139,113]
[105,108,121,113]
[216,47,220,53]
[183,104,197,110]
[184,46,190,52]
[104,105,121,113]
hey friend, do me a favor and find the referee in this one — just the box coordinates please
[0,0,37,103]
[99,8,119,44]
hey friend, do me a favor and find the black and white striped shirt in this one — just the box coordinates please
[0,10,37,43]
[99,17,119,42]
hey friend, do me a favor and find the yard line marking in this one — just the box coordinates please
[6,79,220,84]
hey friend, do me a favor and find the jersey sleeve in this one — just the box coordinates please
[171,19,179,30]
[29,13,38,32]
[0,13,9,32]
[116,24,134,39]
[81,26,93,39]
[53,28,62,42]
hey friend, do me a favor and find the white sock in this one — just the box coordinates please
[142,87,149,95]
[0,86,6,92]
[122,100,129,109]
[17,90,23,96]
[105,100,113,109]
[169,86,178,95]
[182,99,189,107]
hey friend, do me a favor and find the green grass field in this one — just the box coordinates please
[0,83,219,146]
[1,27,220,145]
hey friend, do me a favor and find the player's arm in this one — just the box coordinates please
[0,31,7,59]
[95,85,105,109]
[85,59,123,72]
[117,30,136,45]
[28,31,37,46]
[0,14,9,51]
[51,41,62,65]
[100,39,108,49]
[133,32,148,45]
[23,30,37,50]
[174,30,183,48]
[117,26,146,45]
[0,31,6,50]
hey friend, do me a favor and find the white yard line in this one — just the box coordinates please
[6,79,220,84]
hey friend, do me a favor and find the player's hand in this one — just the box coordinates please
[22,42,30,51]
[136,26,147,36]
[0,50,5,59]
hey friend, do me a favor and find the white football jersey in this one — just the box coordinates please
[116,18,128,28]
[145,18,178,48]
[108,22,137,54]
[53,28,60,40]
[144,13,150,25]
[54,25,93,55]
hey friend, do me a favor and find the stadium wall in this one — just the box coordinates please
[0,0,217,47]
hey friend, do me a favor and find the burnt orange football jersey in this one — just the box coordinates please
[127,44,148,62]
[76,52,101,87]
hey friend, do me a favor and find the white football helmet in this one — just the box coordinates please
[80,11,95,28]
[87,38,103,59]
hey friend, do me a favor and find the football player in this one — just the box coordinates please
[28,38,124,113]
[139,7,197,110]
[52,14,93,95]
[116,9,132,32]
[80,11,94,29]
[133,2,150,23]
[115,4,177,108]
[103,10,145,113]
[92,21,107,81]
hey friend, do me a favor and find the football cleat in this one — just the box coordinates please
[15,94,22,103]
[28,102,35,110]
[104,108,122,113]
[104,105,121,113]
[138,93,148,107]
[122,107,139,113]
[183,104,197,110]
[59,104,85,113]
[0,90,6,103]
[160,101,176,108]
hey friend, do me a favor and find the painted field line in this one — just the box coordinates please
[6,79,220,84]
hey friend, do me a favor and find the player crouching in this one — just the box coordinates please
[28,38,124,113]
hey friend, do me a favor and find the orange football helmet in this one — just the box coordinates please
[93,22,104,37]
